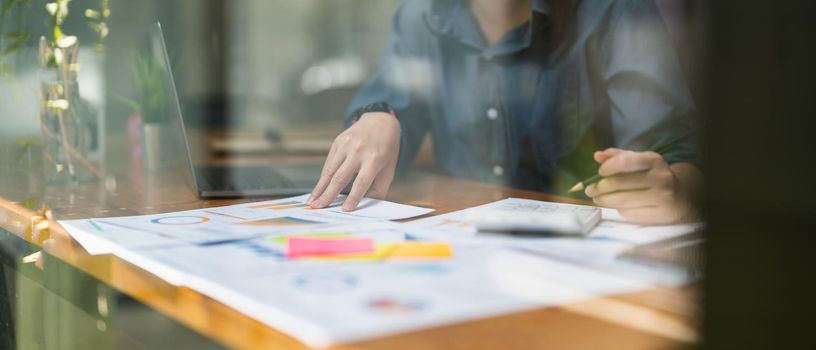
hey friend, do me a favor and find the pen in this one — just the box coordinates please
[568,129,696,193]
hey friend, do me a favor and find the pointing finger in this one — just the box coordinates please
[311,158,359,209]
[309,146,346,204]
[342,163,379,211]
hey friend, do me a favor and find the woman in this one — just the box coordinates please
[308,0,701,225]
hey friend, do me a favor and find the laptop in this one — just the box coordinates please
[149,23,322,198]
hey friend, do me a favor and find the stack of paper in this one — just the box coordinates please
[58,195,700,348]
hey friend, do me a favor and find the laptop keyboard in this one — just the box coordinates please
[196,166,296,191]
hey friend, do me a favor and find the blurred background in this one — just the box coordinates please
[106,0,401,132]
[1,0,405,173]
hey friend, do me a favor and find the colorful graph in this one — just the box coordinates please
[288,242,453,262]
[261,231,454,262]
[366,296,427,314]
[88,220,103,231]
[433,219,470,229]
[383,242,452,259]
[288,236,374,258]
[203,210,247,220]
[151,216,210,225]
[247,201,310,210]
[267,233,351,245]
[233,240,286,259]
[239,216,323,227]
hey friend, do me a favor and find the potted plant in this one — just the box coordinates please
[118,50,170,169]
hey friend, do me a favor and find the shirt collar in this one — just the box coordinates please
[426,0,551,56]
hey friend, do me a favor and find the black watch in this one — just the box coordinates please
[351,101,396,123]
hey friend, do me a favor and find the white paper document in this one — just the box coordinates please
[406,198,703,264]
[121,232,647,348]
[119,221,412,286]
[60,194,433,255]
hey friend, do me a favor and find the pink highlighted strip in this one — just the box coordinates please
[287,237,374,258]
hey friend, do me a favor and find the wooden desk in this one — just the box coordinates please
[0,153,698,349]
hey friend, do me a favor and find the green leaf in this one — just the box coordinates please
[126,50,170,123]
[112,93,141,113]
[4,31,29,40]
[2,32,29,55]
[1,1,16,17]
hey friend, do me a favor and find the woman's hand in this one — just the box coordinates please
[584,148,701,225]
[308,112,401,211]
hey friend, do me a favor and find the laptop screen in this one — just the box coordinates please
[142,22,200,192]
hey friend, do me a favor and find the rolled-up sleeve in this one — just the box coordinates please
[345,2,434,172]
[597,0,699,165]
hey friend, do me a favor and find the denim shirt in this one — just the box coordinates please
[345,0,698,194]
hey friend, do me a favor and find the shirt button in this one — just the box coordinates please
[493,165,504,176]
[486,108,499,120]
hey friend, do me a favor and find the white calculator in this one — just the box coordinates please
[463,202,602,236]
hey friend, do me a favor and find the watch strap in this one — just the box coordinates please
[351,101,396,124]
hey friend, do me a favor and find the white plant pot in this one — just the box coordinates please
[141,122,171,169]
